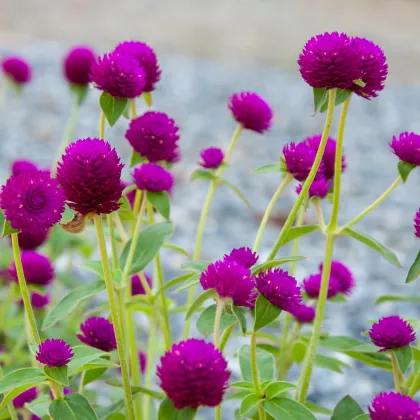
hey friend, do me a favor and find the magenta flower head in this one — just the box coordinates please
[17,229,49,250]
[2,56,32,85]
[114,41,161,92]
[18,292,50,309]
[57,138,123,215]
[228,92,273,133]
[199,147,224,169]
[290,304,315,324]
[63,45,96,85]
[296,178,331,199]
[36,338,74,367]
[90,52,146,98]
[320,260,355,296]
[369,315,416,351]
[0,170,65,234]
[200,259,256,308]
[131,273,152,296]
[139,352,146,374]
[132,163,173,193]
[369,392,420,420]
[223,247,259,269]
[415,209,420,239]
[125,111,180,163]
[13,387,37,408]
[390,132,420,166]
[302,273,339,299]
[11,159,38,177]
[9,251,54,286]
[298,32,362,89]
[254,268,302,312]
[77,317,117,352]
[157,338,230,409]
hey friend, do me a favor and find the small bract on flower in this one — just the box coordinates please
[415,208,420,239]
[17,292,50,310]
[57,138,124,215]
[63,45,96,86]
[157,339,230,409]
[390,132,420,167]
[17,229,50,251]
[132,163,174,193]
[223,247,259,269]
[11,159,38,177]
[296,178,331,199]
[369,392,420,420]
[77,317,117,352]
[369,315,416,351]
[319,260,355,296]
[36,338,74,367]
[0,170,65,234]
[13,387,37,408]
[9,251,54,286]
[131,273,152,296]
[199,147,224,169]
[302,273,340,299]
[290,304,316,324]
[228,91,273,133]
[1,56,32,85]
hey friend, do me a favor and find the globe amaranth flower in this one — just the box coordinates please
[200,259,256,308]
[369,392,420,420]
[415,209,420,239]
[131,273,152,296]
[223,247,259,269]
[63,45,96,85]
[139,352,146,374]
[0,170,65,234]
[114,41,161,92]
[228,91,273,133]
[199,147,224,169]
[77,317,117,352]
[319,260,355,296]
[157,338,230,409]
[16,229,49,251]
[36,338,74,367]
[390,132,420,166]
[290,304,315,324]
[11,159,38,177]
[57,138,124,215]
[125,111,180,163]
[13,387,37,408]
[296,178,331,199]
[132,163,173,193]
[298,32,363,90]
[9,251,54,286]
[302,273,340,299]
[18,292,50,309]
[254,268,302,312]
[369,315,416,351]
[2,56,32,85]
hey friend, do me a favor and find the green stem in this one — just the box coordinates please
[0,365,18,420]
[214,300,224,348]
[258,405,267,420]
[215,406,221,420]
[391,353,402,393]
[251,330,262,396]
[267,89,337,260]
[220,323,235,352]
[107,214,119,270]
[50,381,63,399]
[78,371,86,395]
[144,314,156,419]
[131,98,137,119]
[99,111,105,139]
[312,198,325,231]
[93,215,135,420]
[131,190,142,236]
[290,198,308,277]
[408,366,420,397]
[253,174,293,252]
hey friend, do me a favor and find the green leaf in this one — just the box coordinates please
[329,293,347,303]
[342,228,402,267]
[67,346,107,374]
[0,368,46,394]
[353,79,366,87]
[292,341,307,363]
[2,220,20,237]
[196,304,237,337]
[147,191,171,220]
[313,87,328,115]
[49,393,98,420]
[331,395,364,420]
[185,289,216,320]
[155,273,195,297]
[27,395,51,419]
[320,89,352,113]
[0,384,47,412]
[158,398,197,420]
[118,196,135,221]
[263,381,296,399]
[105,415,125,420]
[406,250,420,283]
[131,385,165,400]
[398,160,416,182]
[83,368,107,386]
[251,256,305,275]
[375,294,420,305]
[99,92,128,127]
[180,261,210,273]
[80,260,104,277]
[230,381,254,390]
[220,179,251,208]
[254,295,282,331]
[280,225,319,247]
[352,415,370,420]
[305,401,332,415]
[120,222,174,274]
[231,305,247,335]
[172,275,200,294]
[130,151,147,167]
[70,83,89,105]
[190,169,218,182]
[44,365,69,386]
[162,243,190,258]
[143,92,152,107]
[393,346,412,374]
[43,281,106,329]
[239,344,275,383]
[251,164,282,174]
[315,354,351,373]
[240,393,262,416]
[263,397,317,420]
[78,358,119,372]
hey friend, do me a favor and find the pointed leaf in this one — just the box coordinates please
[130,151,147,167]
[158,398,197,420]
[143,92,152,107]
[315,354,351,373]
[117,196,135,221]
[280,225,319,246]
[0,368,46,394]
[131,385,165,400]
[67,346,107,374]
[305,401,332,415]
[406,250,420,283]
[320,89,352,113]
[313,87,328,115]
[162,243,190,258]
[393,345,412,374]
[263,397,317,420]
[376,294,420,305]
[220,179,251,208]
[398,160,416,182]
[231,305,247,334]
[239,344,275,383]
[190,169,218,182]
[196,304,236,337]
[155,273,194,297]
[172,274,200,294]
[251,256,305,275]
[147,191,171,220]
[27,395,51,419]
[49,393,98,420]
[2,220,20,237]
[263,381,296,399]
[82,368,107,386]
[240,393,262,416]
[180,261,210,273]
[44,365,69,386]
[254,295,282,331]
[251,164,282,174]
[230,381,254,390]
[99,92,127,127]
[331,395,364,420]
[185,289,217,320]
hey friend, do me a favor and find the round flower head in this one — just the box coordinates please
[17,228,49,250]
[283,142,325,182]
[290,304,316,324]
[77,317,117,352]
[369,392,420,420]
[415,209,420,239]
[125,111,180,163]
[302,273,340,299]
[199,147,224,169]
[139,352,146,374]
[36,338,74,367]
[200,259,256,308]
[228,92,273,133]
[11,159,38,177]
[369,315,416,351]
[298,32,362,89]
[296,178,331,199]
[223,247,259,269]
[18,292,50,309]
[57,138,124,215]
[320,260,355,295]
[157,339,230,409]
[132,163,173,193]
[2,56,32,84]
[131,273,152,296]
[13,387,37,408]
[63,45,96,85]
[90,52,146,98]
[254,268,302,312]
[114,41,161,92]
[390,132,420,166]
[9,251,54,286]
[0,170,65,234]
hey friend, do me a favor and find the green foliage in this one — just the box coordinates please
[406,250,420,283]
[393,345,412,374]
[263,397,317,419]
[251,164,283,174]
[251,256,305,275]
[196,304,237,337]
[44,365,69,386]
[240,393,262,416]
[331,395,364,420]
[253,295,282,331]
[185,289,217,320]
[158,398,197,420]
[50,393,98,419]
[99,92,127,127]
[2,220,19,237]
[398,160,416,182]
[147,191,171,220]
[239,344,275,383]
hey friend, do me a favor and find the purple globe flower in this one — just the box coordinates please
[302,273,340,299]
[36,338,74,367]
[369,392,420,420]
[9,251,54,286]
[415,209,420,239]
[13,387,37,408]
[90,52,146,98]
[369,315,416,351]
[223,247,259,269]
[11,159,38,177]
[298,32,363,89]
[290,304,316,324]
[125,111,180,163]
[390,132,420,166]
[157,339,230,409]
[139,351,146,374]
[228,92,273,133]
[16,229,49,251]
[254,268,302,312]
[114,41,161,92]
[132,163,173,193]
[0,170,65,234]
[63,45,96,85]
[296,178,331,199]
[18,292,50,309]
[131,273,152,296]
[199,147,224,169]
[200,259,256,308]
[57,138,124,215]
[2,56,32,85]
[77,317,117,352]
[320,260,355,296]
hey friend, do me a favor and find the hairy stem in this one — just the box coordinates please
[251,330,262,396]
[391,353,402,393]
[144,314,157,419]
